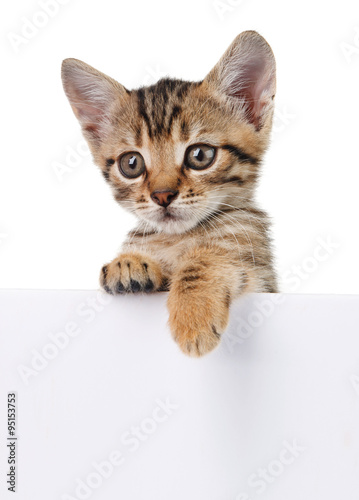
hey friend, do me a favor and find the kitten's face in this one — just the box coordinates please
[98,80,264,234]
[61,31,276,234]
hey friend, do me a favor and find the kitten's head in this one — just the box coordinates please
[61,31,276,234]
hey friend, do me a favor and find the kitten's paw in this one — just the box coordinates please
[168,290,230,357]
[100,253,165,294]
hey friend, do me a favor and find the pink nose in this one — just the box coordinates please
[151,190,178,208]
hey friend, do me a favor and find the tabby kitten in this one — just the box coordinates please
[61,30,277,357]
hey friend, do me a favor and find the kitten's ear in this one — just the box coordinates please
[204,31,276,130]
[61,58,128,143]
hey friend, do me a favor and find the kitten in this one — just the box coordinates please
[61,30,278,357]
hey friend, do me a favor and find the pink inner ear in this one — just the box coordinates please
[228,56,273,129]
[66,78,111,140]
[69,103,101,141]
[62,59,130,144]
[68,81,105,121]
[76,101,105,137]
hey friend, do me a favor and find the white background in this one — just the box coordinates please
[1,290,359,499]
[0,0,358,293]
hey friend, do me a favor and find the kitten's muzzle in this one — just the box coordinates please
[151,190,179,208]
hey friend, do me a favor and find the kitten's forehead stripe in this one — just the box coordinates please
[167,106,182,135]
[134,78,199,143]
[134,124,142,147]
[137,88,153,139]
[176,81,195,99]
[180,120,190,141]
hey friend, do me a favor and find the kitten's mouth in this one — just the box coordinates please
[157,206,182,221]
[162,210,176,219]
[153,207,196,233]
[138,205,200,234]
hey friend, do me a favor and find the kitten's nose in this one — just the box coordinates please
[151,190,179,208]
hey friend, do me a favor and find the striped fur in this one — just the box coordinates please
[62,31,278,357]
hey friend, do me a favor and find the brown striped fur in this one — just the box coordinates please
[62,31,278,357]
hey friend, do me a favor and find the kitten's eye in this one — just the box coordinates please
[119,152,146,178]
[185,144,216,170]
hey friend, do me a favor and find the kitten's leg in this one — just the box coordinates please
[100,253,167,294]
[168,245,254,357]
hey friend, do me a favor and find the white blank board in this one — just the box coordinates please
[1,290,359,499]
